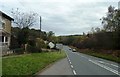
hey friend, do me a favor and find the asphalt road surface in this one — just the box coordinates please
[63,46,120,75]
[39,58,73,75]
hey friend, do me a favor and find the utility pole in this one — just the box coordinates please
[40,16,42,38]
[40,16,42,32]
[118,1,120,10]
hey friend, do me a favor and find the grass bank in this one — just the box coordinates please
[2,51,66,76]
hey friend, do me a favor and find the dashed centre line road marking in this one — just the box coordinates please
[68,58,77,75]
[68,59,70,61]
[66,52,77,75]
[71,65,73,68]
[73,70,77,75]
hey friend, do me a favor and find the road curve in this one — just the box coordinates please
[63,46,120,75]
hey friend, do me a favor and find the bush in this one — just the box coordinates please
[27,45,41,53]
[26,39,41,53]
[9,35,20,49]
[28,39,36,46]
[36,38,47,48]
[13,48,24,54]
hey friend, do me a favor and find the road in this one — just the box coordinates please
[63,45,120,75]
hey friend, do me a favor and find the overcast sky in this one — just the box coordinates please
[0,0,119,36]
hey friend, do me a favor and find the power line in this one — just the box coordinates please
[18,0,33,12]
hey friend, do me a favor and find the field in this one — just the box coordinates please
[2,51,66,75]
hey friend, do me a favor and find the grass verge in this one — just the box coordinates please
[2,51,66,76]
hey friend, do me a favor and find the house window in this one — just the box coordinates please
[0,36,2,42]
[0,16,2,23]
[2,36,4,42]
[2,22,5,29]
[0,21,2,29]
[5,37,8,42]
[0,21,5,29]
[0,36,1,46]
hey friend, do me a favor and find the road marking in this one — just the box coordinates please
[71,65,73,68]
[98,61,110,65]
[98,61,104,63]
[68,59,70,62]
[73,70,77,75]
[65,51,76,75]
[111,64,119,68]
[89,59,120,76]
[98,61,119,68]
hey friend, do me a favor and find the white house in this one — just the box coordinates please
[0,11,14,56]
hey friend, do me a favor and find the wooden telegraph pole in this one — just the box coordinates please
[40,16,41,38]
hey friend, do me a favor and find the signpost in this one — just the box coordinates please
[48,42,55,49]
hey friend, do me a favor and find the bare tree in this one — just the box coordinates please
[11,8,38,28]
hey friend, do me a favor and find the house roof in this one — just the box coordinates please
[0,11,14,21]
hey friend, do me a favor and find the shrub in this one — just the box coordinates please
[9,35,20,49]
[13,48,24,54]
[36,38,47,48]
[28,39,36,46]
[26,45,41,53]
[26,39,41,53]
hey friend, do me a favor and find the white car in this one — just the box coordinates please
[72,49,76,52]
[69,48,72,50]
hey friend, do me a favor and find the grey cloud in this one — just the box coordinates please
[0,0,119,36]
